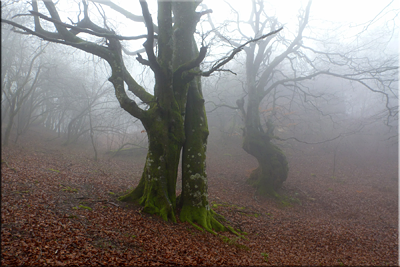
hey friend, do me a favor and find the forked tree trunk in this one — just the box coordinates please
[4,0,246,233]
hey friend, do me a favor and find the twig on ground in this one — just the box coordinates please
[1,159,17,172]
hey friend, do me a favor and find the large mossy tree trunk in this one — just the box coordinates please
[119,104,184,222]
[119,1,185,222]
[120,1,224,229]
[171,2,226,233]
[179,78,226,233]
[11,0,238,232]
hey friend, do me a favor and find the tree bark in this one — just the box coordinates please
[243,93,288,196]
[3,97,16,147]
[119,103,184,222]
[243,130,288,195]
[2,0,238,232]
[179,77,226,233]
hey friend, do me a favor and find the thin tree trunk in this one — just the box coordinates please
[3,98,16,146]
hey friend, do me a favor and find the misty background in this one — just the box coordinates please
[1,0,398,171]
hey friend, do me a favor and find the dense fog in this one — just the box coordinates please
[1,0,398,265]
[2,1,397,156]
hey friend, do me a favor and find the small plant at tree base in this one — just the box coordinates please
[220,236,249,250]
[261,252,269,262]
[62,186,78,193]
[73,205,92,211]
[78,205,92,211]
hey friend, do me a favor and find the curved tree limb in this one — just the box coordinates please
[138,0,162,75]
[201,28,283,77]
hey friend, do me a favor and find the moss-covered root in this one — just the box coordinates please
[119,177,177,222]
[180,206,238,235]
[118,176,145,203]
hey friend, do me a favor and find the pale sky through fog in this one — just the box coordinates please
[55,0,398,37]
[87,0,397,50]
[52,0,398,57]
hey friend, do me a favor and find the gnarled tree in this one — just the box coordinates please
[2,0,279,232]
[207,0,398,196]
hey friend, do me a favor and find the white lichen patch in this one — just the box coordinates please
[198,153,201,156]
[189,173,207,185]
[190,173,202,180]
[187,164,190,168]
[146,157,154,168]
[193,191,201,198]
[192,200,203,207]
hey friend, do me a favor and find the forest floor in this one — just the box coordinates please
[1,127,398,266]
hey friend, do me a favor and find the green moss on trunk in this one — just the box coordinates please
[180,205,226,234]
[119,104,184,222]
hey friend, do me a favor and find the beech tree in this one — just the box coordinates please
[1,0,279,232]
[207,0,398,195]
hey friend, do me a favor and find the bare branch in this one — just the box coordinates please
[136,53,151,66]
[139,0,162,74]
[90,0,159,33]
[174,46,208,78]
[27,10,151,41]
[201,28,283,77]
[206,100,239,113]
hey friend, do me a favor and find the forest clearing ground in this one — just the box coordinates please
[1,128,398,266]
